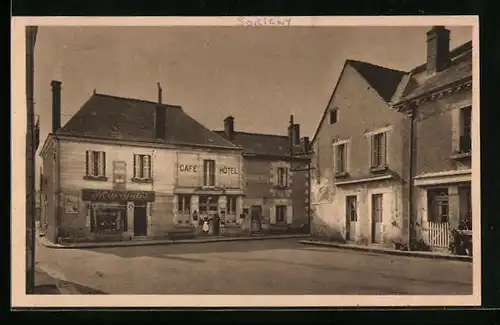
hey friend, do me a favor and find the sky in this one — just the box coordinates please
[34,25,472,155]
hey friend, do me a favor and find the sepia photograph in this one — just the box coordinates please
[11,16,480,307]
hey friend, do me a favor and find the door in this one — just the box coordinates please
[134,204,148,236]
[371,194,383,244]
[250,205,262,232]
[345,196,357,241]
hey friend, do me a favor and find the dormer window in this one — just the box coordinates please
[329,108,338,125]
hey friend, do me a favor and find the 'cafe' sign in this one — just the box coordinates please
[178,164,238,175]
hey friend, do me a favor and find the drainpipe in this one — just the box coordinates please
[407,104,416,251]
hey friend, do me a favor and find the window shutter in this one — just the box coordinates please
[270,206,276,224]
[85,203,90,228]
[134,155,141,178]
[144,155,151,179]
[85,151,89,175]
[172,195,178,214]
[382,133,387,165]
[97,152,103,176]
[102,152,106,176]
[286,205,293,224]
[88,151,95,175]
[210,161,215,186]
[371,136,376,167]
[203,161,207,186]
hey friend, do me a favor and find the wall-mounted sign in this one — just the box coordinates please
[113,161,127,189]
[179,164,198,173]
[64,195,79,214]
[82,189,156,202]
[219,166,238,175]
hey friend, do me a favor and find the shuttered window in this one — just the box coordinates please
[133,154,152,179]
[371,132,387,168]
[85,150,106,177]
[203,160,216,186]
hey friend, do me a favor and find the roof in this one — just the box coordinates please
[396,41,473,103]
[310,59,406,146]
[214,130,303,158]
[347,60,407,102]
[56,93,240,149]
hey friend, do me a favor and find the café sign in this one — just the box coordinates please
[82,189,155,202]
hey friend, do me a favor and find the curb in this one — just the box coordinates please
[298,240,473,262]
[40,234,311,249]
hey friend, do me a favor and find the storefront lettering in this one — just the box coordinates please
[179,164,198,173]
[219,166,238,175]
[82,189,155,202]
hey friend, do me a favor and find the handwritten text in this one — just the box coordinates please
[238,16,292,27]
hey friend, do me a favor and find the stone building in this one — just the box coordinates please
[39,81,244,244]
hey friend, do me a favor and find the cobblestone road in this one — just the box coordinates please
[35,238,473,295]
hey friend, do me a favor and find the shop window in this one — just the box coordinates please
[276,167,288,187]
[276,205,287,224]
[227,196,237,215]
[199,195,218,214]
[346,196,358,222]
[370,132,387,169]
[133,154,152,180]
[203,159,216,186]
[427,188,449,223]
[90,203,127,234]
[178,195,191,215]
[85,150,106,178]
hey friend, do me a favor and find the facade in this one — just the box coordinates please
[309,59,409,247]
[392,27,473,251]
[309,26,473,253]
[214,115,311,234]
[39,81,244,244]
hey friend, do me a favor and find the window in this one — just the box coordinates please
[428,188,449,223]
[276,205,287,224]
[329,108,338,124]
[346,196,357,222]
[334,143,347,174]
[133,154,152,180]
[90,203,127,234]
[460,106,472,153]
[372,194,383,223]
[178,195,191,215]
[203,159,216,186]
[459,186,472,230]
[199,195,218,214]
[371,132,387,168]
[85,150,106,178]
[227,196,237,215]
[277,167,288,187]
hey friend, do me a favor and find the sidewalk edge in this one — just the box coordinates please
[298,240,473,262]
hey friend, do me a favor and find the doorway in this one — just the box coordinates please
[345,196,357,241]
[250,205,262,233]
[371,194,383,244]
[134,204,148,236]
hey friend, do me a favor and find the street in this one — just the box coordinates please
[35,238,472,295]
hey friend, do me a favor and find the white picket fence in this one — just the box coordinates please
[425,222,450,249]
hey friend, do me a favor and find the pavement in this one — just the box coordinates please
[298,240,473,262]
[39,233,310,249]
[35,237,473,295]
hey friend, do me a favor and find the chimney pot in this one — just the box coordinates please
[157,82,163,104]
[224,115,235,140]
[51,80,62,133]
[426,26,450,75]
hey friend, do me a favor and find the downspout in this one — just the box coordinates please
[407,104,416,251]
[55,138,62,243]
[307,160,312,235]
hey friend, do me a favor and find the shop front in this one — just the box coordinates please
[81,189,156,240]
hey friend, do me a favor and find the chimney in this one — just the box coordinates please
[288,114,300,146]
[51,80,62,133]
[157,82,162,104]
[155,105,166,140]
[224,116,234,140]
[426,26,450,75]
[301,136,310,153]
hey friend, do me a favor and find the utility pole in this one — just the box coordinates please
[26,25,38,294]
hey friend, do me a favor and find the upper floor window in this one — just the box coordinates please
[370,132,387,169]
[329,108,338,125]
[334,142,347,175]
[276,167,288,188]
[134,154,152,180]
[85,150,106,178]
[203,159,216,186]
[460,106,472,153]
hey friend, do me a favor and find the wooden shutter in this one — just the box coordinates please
[286,205,293,224]
[382,133,387,165]
[172,195,178,214]
[88,151,95,176]
[101,152,106,176]
[203,160,207,186]
[134,154,141,178]
[270,206,276,224]
[210,160,215,186]
[144,155,151,179]
[370,136,376,167]
[96,152,103,176]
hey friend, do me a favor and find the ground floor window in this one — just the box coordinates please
[89,202,127,234]
[178,195,191,215]
[427,188,449,223]
[459,185,472,230]
[276,205,287,224]
[199,195,219,215]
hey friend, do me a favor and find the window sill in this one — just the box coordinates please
[273,185,289,190]
[369,165,389,174]
[450,151,471,160]
[131,178,153,183]
[334,171,349,179]
[83,175,108,182]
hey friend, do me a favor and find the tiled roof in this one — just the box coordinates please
[214,130,302,158]
[57,93,240,149]
[399,44,472,102]
[347,60,407,102]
